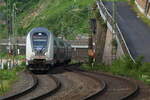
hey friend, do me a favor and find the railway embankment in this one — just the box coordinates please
[1,63,150,99]
[80,61,150,99]
[0,65,25,96]
[129,0,150,27]
[81,56,150,85]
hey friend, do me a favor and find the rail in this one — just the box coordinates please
[31,75,61,100]
[96,0,135,63]
[0,71,38,100]
[65,63,139,99]
[64,67,106,100]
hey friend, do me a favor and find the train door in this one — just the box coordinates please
[53,38,58,64]
[68,44,72,61]
[64,42,68,61]
[58,40,65,63]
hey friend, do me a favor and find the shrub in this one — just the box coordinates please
[0,65,25,95]
[81,55,150,84]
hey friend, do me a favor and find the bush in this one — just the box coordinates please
[0,65,25,95]
[130,0,135,5]
[81,56,150,84]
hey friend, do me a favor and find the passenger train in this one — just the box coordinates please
[26,27,72,71]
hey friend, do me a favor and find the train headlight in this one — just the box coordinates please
[32,52,35,56]
[45,53,47,56]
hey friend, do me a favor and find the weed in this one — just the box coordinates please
[0,65,25,95]
[81,56,150,84]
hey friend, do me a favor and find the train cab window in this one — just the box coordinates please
[32,32,48,51]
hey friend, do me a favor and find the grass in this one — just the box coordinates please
[0,52,25,60]
[81,56,150,85]
[14,55,25,60]
[15,0,95,39]
[0,0,96,39]
[0,64,25,95]
[0,2,8,39]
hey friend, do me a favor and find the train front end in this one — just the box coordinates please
[26,28,53,71]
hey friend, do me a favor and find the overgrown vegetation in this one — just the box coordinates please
[0,2,7,38]
[17,0,96,39]
[81,56,150,84]
[129,0,150,27]
[0,0,97,39]
[0,51,25,60]
[129,0,135,5]
[94,8,107,28]
[0,63,25,95]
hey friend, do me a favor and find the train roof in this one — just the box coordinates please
[28,27,52,36]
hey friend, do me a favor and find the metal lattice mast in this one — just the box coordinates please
[6,0,16,55]
[6,0,12,54]
[112,0,116,34]
[112,0,117,60]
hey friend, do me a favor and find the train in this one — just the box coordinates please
[26,27,72,71]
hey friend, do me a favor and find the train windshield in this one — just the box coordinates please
[32,32,48,51]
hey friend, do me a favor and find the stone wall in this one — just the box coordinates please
[92,20,107,63]
[102,28,113,65]
[135,0,150,18]
[136,0,146,10]
[102,27,125,65]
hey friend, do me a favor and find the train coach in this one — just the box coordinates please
[26,27,72,71]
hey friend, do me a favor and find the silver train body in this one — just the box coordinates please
[26,27,72,70]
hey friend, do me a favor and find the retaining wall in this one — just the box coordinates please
[135,0,150,19]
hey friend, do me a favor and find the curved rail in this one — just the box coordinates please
[1,71,38,100]
[64,67,106,100]
[66,63,139,99]
[95,71,139,100]
[78,68,139,99]
[31,75,61,100]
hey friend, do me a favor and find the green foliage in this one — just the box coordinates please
[0,0,96,39]
[94,9,107,28]
[3,64,8,70]
[112,39,118,48]
[0,52,7,58]
[15,55,25,60]
[0,6,7,39]
[81,56,150,84]
[129,0,150,27]
[13,65,25,72]
[0,65,25,95]
[15,0,95,39]
[0,70,16,80]
[129,0,135,5]
[81,63,110,72]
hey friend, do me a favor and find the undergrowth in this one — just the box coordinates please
[15,0,96,39]
[81,56,150,84]
[0,64,25,95]
[129,0,150,27]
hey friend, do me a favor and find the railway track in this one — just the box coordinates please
[44,66,105,100]
[0,66,105,100]
[1,71,61,100]
[30,75,61,100]
[63,68,106,100]
[0,71,38,100]
[65,63,139,100]
[1,63,142,100]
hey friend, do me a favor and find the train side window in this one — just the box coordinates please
[59,41,64,47]
[54,40,57,47]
